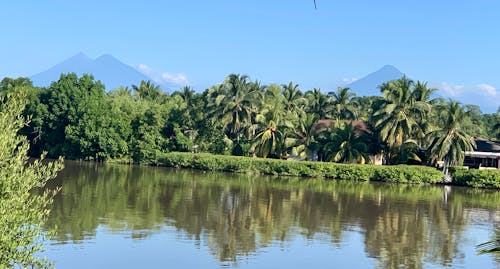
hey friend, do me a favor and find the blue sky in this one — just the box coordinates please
[1,1,499,112]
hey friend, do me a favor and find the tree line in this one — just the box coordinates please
[1,73,499,168]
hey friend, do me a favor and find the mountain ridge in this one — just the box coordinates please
[29,53,165,91]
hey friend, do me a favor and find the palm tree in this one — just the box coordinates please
[206,74,259,141]
[322,123,370,164]
[426,101,476,179]
[108,86,132,97]
[178,86,195,107]
[132,80,163,101]
[412,81,437,134]
[252,99,293,158]
[305,88,330,119]
[288,113,320,160]
[372,76,431,163]
[328,86,357,122]
[282,82,307,116]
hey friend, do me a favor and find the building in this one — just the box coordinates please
[464,138,500,169]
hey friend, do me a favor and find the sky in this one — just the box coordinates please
[1,0,499,112]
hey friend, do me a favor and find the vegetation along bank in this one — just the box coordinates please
[152,152,499,188]
[1,73,499,188]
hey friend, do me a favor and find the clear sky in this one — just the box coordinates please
[1,0,499,112]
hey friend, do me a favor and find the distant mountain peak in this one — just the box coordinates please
[95,54,118,61]
[30,53,153,91]
[346,65,404,96]
[68,52,91,61]
[379,64,400,72]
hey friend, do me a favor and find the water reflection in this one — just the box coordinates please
[45,161,500,268]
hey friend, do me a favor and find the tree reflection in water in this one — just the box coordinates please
[45,161,500,269]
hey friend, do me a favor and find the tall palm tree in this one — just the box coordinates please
[305,88,330,119]
[288,113,320,160]
[412,81,437,138]
[427,101,476,179]
[252,99,293,158]
[282,82,307,116]
[372,76,431,162]
[328,86,357,122]
[206,74,258,141]
[322,123,370,164]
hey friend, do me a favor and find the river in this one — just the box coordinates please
[43,161,500,268]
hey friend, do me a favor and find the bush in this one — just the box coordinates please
[156,152,443,184]
[452,169,500,189]
[0,93,64,268]
[373,165,443,184]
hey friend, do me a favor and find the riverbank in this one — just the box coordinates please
[149,152,500,188]
[109,152,500,188]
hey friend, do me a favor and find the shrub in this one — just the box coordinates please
[452,169,500,189]
[156,152,444,185]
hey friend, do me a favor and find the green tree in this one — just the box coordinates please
[412,81,437,137]
[321,123,370,164]
[206,74,259,141]
[0,77,33,94]
[328,86,357,122]
[372,76,431,163]
[282,82,307,116]
[132,80,164,102]
[130,103,169,163]
[252,95,293,158]
[427,101,475,179]
[305,88,330,119]
[41,73,127,160]
[288,113,320,160]
[0,93,63,268]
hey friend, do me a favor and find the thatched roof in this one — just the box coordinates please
[474,137,500,153]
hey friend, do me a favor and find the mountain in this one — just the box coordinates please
[30,53,154,91]
[346,65,404,96]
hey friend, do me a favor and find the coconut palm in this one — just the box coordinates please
[206,74,259,140]
[288,113,320,160]
[282,82,307,116]
[252,99,293,158]
[178,86,195,107]
[426,101,476,179]
[132,80,163,101]
[328,86,357,122]
[305,88,330,119]
[322,123,370,164]
[108,86,132,97]
[372,76,431,162]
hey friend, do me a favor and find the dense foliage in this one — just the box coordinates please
[452,169,500,189]
[1,73,499,174]
[154,152,444,183]
[0,92,63,268]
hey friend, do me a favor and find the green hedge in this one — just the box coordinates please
[156,152,443,184]
[452,169,500,189]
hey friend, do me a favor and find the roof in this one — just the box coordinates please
[474,138,500,153]
[315,120,371,135]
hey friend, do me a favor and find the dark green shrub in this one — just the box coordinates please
[453,169,500,189]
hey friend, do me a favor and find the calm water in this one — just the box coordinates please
[43,161,500,269]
